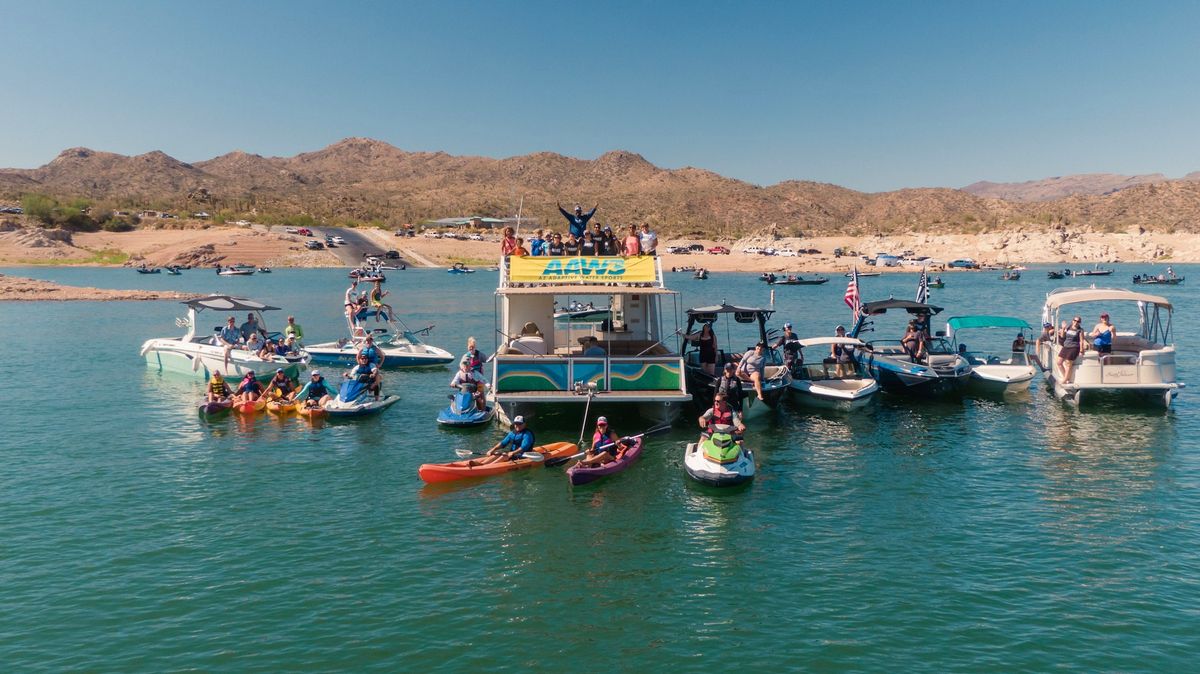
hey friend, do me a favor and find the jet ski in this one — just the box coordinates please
[323,379,399,417]
[683,425,755,487]
[437,384,495,426]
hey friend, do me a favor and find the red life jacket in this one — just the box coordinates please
[708,405,733,428]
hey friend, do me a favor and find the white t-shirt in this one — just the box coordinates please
[639,230,658,252]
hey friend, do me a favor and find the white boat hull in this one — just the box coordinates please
[684,442,755,487]
[968,364,1036,396]
[141,338,308,380]
[306,341,454,368]
[789,377,879,409]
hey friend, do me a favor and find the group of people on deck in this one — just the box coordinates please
[343,279,392,326]
[1041,311,1117,382]
[498,203,659,258]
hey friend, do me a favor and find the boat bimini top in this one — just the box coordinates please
[945,315,1032,336]
[183,295,281,312]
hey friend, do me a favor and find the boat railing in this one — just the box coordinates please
[493,353,686,394]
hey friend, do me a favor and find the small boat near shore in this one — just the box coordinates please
[1071,266,1114,277]
[135,266,160,274]
[448,263,475,274]
[1001,270,1021,281]
[768,274,828,285]
[846,271,881,277]
[1047,270,1066,280]
[217,266,255,276]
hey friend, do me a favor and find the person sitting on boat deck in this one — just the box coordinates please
[735,342,768,401]
[1012,333,1027,353]
[240,313,262,342]
[450,360,487,410]
[529,229,547,257]
[1090,312,1115,356]
[825,325,855,378]
[255,336,277,360]
[564,233,581,256]
[245,331,264,356]
[234,370,263,403]
[558,202,598,239]
[773,322,803,375]
[912,312,930,347]
[206,371,232,402]
[468,415,536,466]
[369,280,392,322]
[292,369,334,407]
[639,223,658,256]
[717,362,747,413]
[623,224,642,256]
[266,368,294,400]
[284,315,304,345]
[512,237,529,257]
[277,335,297,356]
[1057,316,1084,382]
[698,393,745,444]
[464,336,485,374]
[580,231,597,256]
[348,353,383,400]
[500,226,518,257]
[577,416,631,467]
[581,336,607,357]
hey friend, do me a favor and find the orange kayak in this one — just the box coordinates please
[295,402,327,420]
[265,399,295,415]
[418,442,579,484]
[233,399,266,415]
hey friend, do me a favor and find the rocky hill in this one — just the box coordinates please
[4,139,1200,234]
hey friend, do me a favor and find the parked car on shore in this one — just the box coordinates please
[948,259,977,269]
[665,245,691,254]
[776,249,798,257]
[708,246,731,255]
[306,241,324,250]
[687,244,705,252]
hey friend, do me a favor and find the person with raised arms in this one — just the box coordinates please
[557,202,598,239]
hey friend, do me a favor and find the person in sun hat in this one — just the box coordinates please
[577,416,632,467]
[469,415,537,465]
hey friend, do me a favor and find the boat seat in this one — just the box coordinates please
[1101,354,1138,366]
[508,336,547,355]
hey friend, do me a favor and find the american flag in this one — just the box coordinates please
[915,266,929,304]
[844,267,860,318]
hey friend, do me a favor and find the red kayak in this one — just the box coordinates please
[566,437,644,486]
[418,442,578,484]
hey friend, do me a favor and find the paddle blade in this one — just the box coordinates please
[522,452,545,462]
[454,449,477,458]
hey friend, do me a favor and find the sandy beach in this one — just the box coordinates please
[0,219,1188,274]
[0,273,197,301]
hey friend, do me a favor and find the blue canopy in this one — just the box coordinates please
[946,315,1032,332]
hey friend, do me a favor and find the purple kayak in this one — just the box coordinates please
[566,437,644,486]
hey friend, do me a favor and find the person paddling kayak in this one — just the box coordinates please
[576,416,631,467]
[234,370,263,403]
[468,416,535,466]
[265,368,294,400]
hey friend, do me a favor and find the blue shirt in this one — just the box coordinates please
[219,325,242,345]
[360,345,381,365]
[499,428,535,452]
[530,238,547,256]
[559,206,596,239]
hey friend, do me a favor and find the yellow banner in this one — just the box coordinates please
[508,255,657,283]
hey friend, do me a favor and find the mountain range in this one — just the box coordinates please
[3,138,1200,234]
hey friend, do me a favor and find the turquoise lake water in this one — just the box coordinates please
[1,264,1198,671]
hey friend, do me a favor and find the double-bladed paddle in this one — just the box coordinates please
[547,422,673,466]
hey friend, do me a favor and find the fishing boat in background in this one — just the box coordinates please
[945,315,1037,395]
[928,277,945,288]
[682,303,791,417]
[769,274,828,285]
[487,255,691,424]
[216,266,255,276]
[135,265,160,274]
[448,262,475,274]
[1133,273,1184,285]
[786,337,879,408]
[1070,266,1114,277]
[553,302,611,322]
[1038,288,1182,407]
[693,268,709,280]
[849,299,971,397]
[165,266,182,275]
[1047,270,1066,280]
[1000,270,1021,281]
[140,295,309,381]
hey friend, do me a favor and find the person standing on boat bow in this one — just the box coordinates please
[469,416,536,465]
[284,315,304,345]
[773,322,803,375]
[558,202,598,239]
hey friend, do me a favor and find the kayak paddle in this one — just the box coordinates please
[453,448,545,462]
[546,423,673,466]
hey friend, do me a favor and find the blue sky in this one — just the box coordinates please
[2,0,1198,191]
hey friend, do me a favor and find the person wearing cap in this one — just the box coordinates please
[1089,312,1116,356]
[266,368,295,400]
[284,315,304,344]
[450,360,487,410]
[358,334,385,369]
[599,227,619,256]
[772,322,803,375]
[234,370,264,403]
[470,415,536,465]
[577,416,631,467]
[716,362,746,413]
[557,201,598,239]
[698,392,745,444]
[1012,332,1028,353]
[580,230,597,256]
[735,342,768,401]
[206,371,232,402]
[827,325,855,378]
[291,370,334,407]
